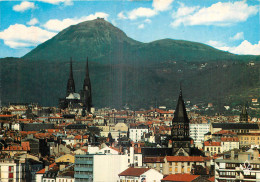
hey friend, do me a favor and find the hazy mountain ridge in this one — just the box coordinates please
[1,19,259,109]
[22,19,259,63]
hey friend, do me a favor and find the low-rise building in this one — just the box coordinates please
[238,133,260,147]
[118,167,163,182]
[164,156,210,175]
[129,124,149,142]
[215,148,260,182]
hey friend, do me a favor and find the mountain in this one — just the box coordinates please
[1,19,260,111]
[23,18,259,64]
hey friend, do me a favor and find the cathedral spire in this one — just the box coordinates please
[173,86,189,124]
[70,57,73,79]
[81,57,92,113]
[66,57,75,96]
[83,57,91,90]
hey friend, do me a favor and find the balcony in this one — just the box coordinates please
[74,174,91,179]
[75,160,93,164]
[244,175,256,179]
[219,175,235,178]
[75,167,93,172]
[226,167,235,169]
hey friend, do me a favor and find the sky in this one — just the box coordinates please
[0,0,259,58]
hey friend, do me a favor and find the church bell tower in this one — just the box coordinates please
[171,87,192,156]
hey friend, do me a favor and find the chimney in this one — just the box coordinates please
[231,150,235,159]
[45,165,49,172]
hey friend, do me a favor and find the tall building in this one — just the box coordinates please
[80,58,92,113]
[67,57,76,96]
[240,105,248,123]
[190,123,210,145]
[59,58,92,113]
[171,88,192,156]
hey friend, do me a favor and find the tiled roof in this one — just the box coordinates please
[166,156,210,162]
[208,176,215,182]
[0,115,13,117]
[213,130,236,135]
[36,163,56,174]
[118,167,150,177]
[143,157,164,163]
[221,137,239,142]
[3,142,30,151]
[204,141,221,146]
[161,174,200,182]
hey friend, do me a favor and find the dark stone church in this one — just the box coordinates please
[59,58,92,114]
[142,88,203,157]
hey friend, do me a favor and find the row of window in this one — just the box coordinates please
[75,157,92,161]
[75,171,92,175]
[240,137,260,140]
[75,164,92,168]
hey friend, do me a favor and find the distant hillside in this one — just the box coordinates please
[1,58,259,109]
[23,19,259,64]
[1,19,259,109]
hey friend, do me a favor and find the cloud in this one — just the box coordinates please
[124,0,173,20]
[207,40,260,55]
[37,0,73,6]
[231,40,260,55]
[128,7,157,20]
[172,3,199,18]
[152,0,174,11]
[43,12,109,31]
[27,18,39,26]
[0,24,56,48]
[138,24,145,29]
[207,40,230,51]
[171,1,258,27]
[13,1,35,12]
[118,11,127,19]
[207,40,225,47]
[230,32,244,41]
[144,19,152,23]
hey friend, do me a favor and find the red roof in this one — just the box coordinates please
[208,176,215,182]
[0,115,13,117]
[119,167,150,177]
[214,130,236,135]
[221,137,239,142]
[36,163,56,174]
[161,174,200,182]
[143,157,164,163]
[204,141,221,146]
[166,156,210,162]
